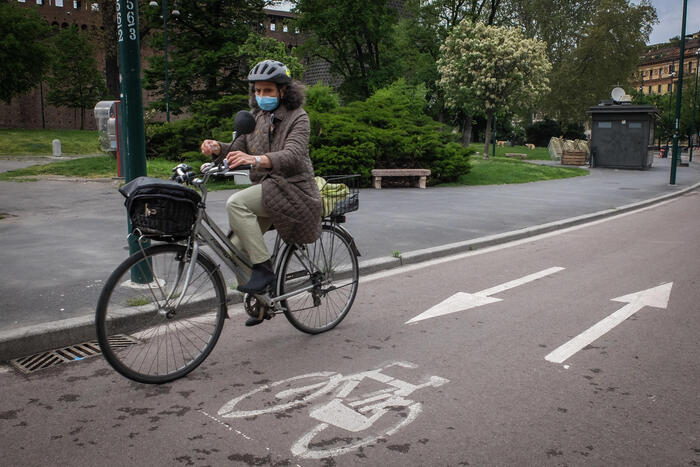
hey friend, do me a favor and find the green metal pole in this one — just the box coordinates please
[690,52,699,163]
[162,0,171,123]
[117,0,150,281]
[670,0,687,184]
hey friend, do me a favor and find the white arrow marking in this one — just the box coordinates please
[406,267,565,324]
[545,282,673,364]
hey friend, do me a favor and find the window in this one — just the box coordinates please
[629,122,642,129]
[270,21,276,31]
[295,27,300,34]
[56,0,64,6]
[668,83,673,92]
[283,24,288,32]
[658,84,662,93]
[598,122,612,129]
[91,2,99,11]
[648,86,652,94]
[36,0,43,5]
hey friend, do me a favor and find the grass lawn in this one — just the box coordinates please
[0,129,102,156]
[0,155,249,190]
[468,143,552,160]
[447,157,587,186]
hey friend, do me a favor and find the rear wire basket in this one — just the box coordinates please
[318,174,360,219]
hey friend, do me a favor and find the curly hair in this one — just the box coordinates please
[249,79,306,111]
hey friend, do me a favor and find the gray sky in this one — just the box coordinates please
[639,0,700,45]
[267,1,699,46]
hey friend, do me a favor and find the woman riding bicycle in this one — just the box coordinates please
[200,60,322,325]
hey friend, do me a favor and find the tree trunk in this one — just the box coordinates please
[483,111,493,158]
[461,115,473,147]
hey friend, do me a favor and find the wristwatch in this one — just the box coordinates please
[253,156,261,168]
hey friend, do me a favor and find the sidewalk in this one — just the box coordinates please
[1,156,699,360]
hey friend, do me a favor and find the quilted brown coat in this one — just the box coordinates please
[218,89,322,245]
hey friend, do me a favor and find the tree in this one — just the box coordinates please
[438,22,551,157]
[394,0,507,144]
[46,26,108,129]
[501,0,656,122]
[142,0,266,114]
[293,0,400,101]
[0,2,52,103]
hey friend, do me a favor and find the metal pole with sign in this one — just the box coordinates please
[670,0,687,184]
[116,0,150,281]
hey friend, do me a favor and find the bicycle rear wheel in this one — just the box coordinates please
[277,225,359,334]
[96,244,227,384]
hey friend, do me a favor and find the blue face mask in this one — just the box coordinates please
[256,96,280,111]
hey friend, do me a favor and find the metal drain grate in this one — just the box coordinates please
[10,335,139,374]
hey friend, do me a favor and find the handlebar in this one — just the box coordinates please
[170,161,253,185]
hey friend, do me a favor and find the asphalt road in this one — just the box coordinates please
[1,157,698,335]
[1,190,698,466]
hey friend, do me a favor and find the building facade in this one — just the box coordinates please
[635,32,700,96]
[1,2,317,130]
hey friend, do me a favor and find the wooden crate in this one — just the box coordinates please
[561,150,587,166]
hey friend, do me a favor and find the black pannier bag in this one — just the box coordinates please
[119,176,201,241]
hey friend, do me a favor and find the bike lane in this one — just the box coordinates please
[1,192,699,466]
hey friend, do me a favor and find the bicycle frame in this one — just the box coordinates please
[153,163,352,313]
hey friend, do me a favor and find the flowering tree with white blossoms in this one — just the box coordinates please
[438,21,551,158]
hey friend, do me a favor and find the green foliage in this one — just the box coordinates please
[237,33,304,80]
[294,0,400,101]
[309,81,472,185]
[146,95,249,160]
[306,84,339,113]
[541,0,657,121]
[46,26,108,130]
[525,120,561,147]
[0,2,52,103]
[438,21,551,155]
[142,1,266,114]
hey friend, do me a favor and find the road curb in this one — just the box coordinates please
[1,181,698,362]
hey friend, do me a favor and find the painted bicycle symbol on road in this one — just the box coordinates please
[217,361,449,459]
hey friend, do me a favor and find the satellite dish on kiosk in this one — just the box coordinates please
[611,87,626,104]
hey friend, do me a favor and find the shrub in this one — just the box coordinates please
[306,84,339,113]
[525,119,561,147]
[146,94,249,160]
[309,81,471,185]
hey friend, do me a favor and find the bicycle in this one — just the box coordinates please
[95,161,360,384]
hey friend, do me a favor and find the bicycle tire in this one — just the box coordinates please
[277,224,359,334]
[96,243,227,384]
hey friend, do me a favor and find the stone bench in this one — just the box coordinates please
[504,153,527,160]
[371,169,431,189]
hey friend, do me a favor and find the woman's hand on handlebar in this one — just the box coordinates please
[201,139,221,157]
[225,150,257,169]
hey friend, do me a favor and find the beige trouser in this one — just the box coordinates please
[226,183,272,265]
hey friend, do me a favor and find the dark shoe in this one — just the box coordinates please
[245,312,272,327]
[238,260,275,294]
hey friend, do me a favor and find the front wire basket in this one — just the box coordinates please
[318,174,360,219]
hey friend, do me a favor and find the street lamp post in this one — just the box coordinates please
[665,72,676,158]
[670,0,688,185]
[690,49,700,163]
[149,0,179,123]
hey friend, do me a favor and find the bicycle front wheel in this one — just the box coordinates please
[277,225,359,334]
[96,244,227,384]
